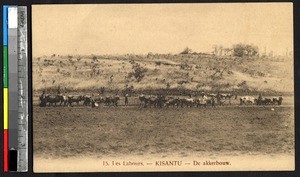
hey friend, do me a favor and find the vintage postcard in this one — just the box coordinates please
[32,3,294,172]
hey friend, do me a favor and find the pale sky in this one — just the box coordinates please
[32,3,293,57]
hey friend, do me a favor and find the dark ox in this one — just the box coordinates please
[39,93,47,107]
[260,98,273,105]
[83,95,92,106]
[156,95,166,108]
[139,95,156,107]
[67,95,84,106]
[104,96,120,107]
[138,95,166,108]
[257,96,283,105]
[145,96,159,107]
[44,94,64,107]
[273,97,283,105]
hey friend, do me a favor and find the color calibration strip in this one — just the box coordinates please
[3,5,28,172]
[3,5,9,173]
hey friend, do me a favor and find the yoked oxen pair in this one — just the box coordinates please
[240,96,257,105]
[66,95,84,106]
[272,97,283,105]
[195,95,217,108]
[166,96,213,108]
[195,95,209,108]
[180,98,195,107]
[104,95,120,107]
[40,94,85,107]
[40,94,64,107]
[240,95,283,106]
[165,97,181,107]
[257,96,283,105]
[93,96,106,105]
[220,93,234,99]
[83,95,93,106]
[139,95,166,108]
[165,97,195,108]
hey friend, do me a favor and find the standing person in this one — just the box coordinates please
[39,90,46,107]
[200,92,207,108]
[91,99,96,108]
[257,93,262,105]
[278,95,283,105]
[125,94,129,106]
[114,93,120,107]
[216,92,221,106]
[211,96,216,108]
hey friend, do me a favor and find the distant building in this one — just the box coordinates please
[212,46,233,56]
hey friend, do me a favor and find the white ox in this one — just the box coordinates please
[240,96,256,105]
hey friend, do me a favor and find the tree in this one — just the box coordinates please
[147,52,154,59]
[232,43,259,57]
[232,44,245,57]
[180,47,192,54]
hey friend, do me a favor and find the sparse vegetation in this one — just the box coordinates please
[128,63,148,82]
[32,52,293,94]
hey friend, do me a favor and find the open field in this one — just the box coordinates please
[33,102,294,171]
[33,104,294,159]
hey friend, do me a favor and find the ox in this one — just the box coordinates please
[273,96,283,105]
[240,96,257,105]
[104,95,120,107]
[44,94,64,107]
[181,98,195,107]
[67,95,84,106]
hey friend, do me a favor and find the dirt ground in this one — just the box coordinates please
[33,103,294,157]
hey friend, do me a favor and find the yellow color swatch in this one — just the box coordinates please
[3,88,8,129]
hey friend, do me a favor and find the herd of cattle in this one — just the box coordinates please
[39,92,283,108]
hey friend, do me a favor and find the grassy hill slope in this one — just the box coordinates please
[32,53,293,94]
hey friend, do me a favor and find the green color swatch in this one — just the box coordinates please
[3,46,8,88]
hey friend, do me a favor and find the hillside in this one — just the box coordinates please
[32,53,294,95]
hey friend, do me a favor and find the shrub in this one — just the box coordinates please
[128,63,148,82]
[232,43,259,57]
[180,47,192,54]
[155,61,161,66]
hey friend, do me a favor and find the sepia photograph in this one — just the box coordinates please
[32,3,294,172]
